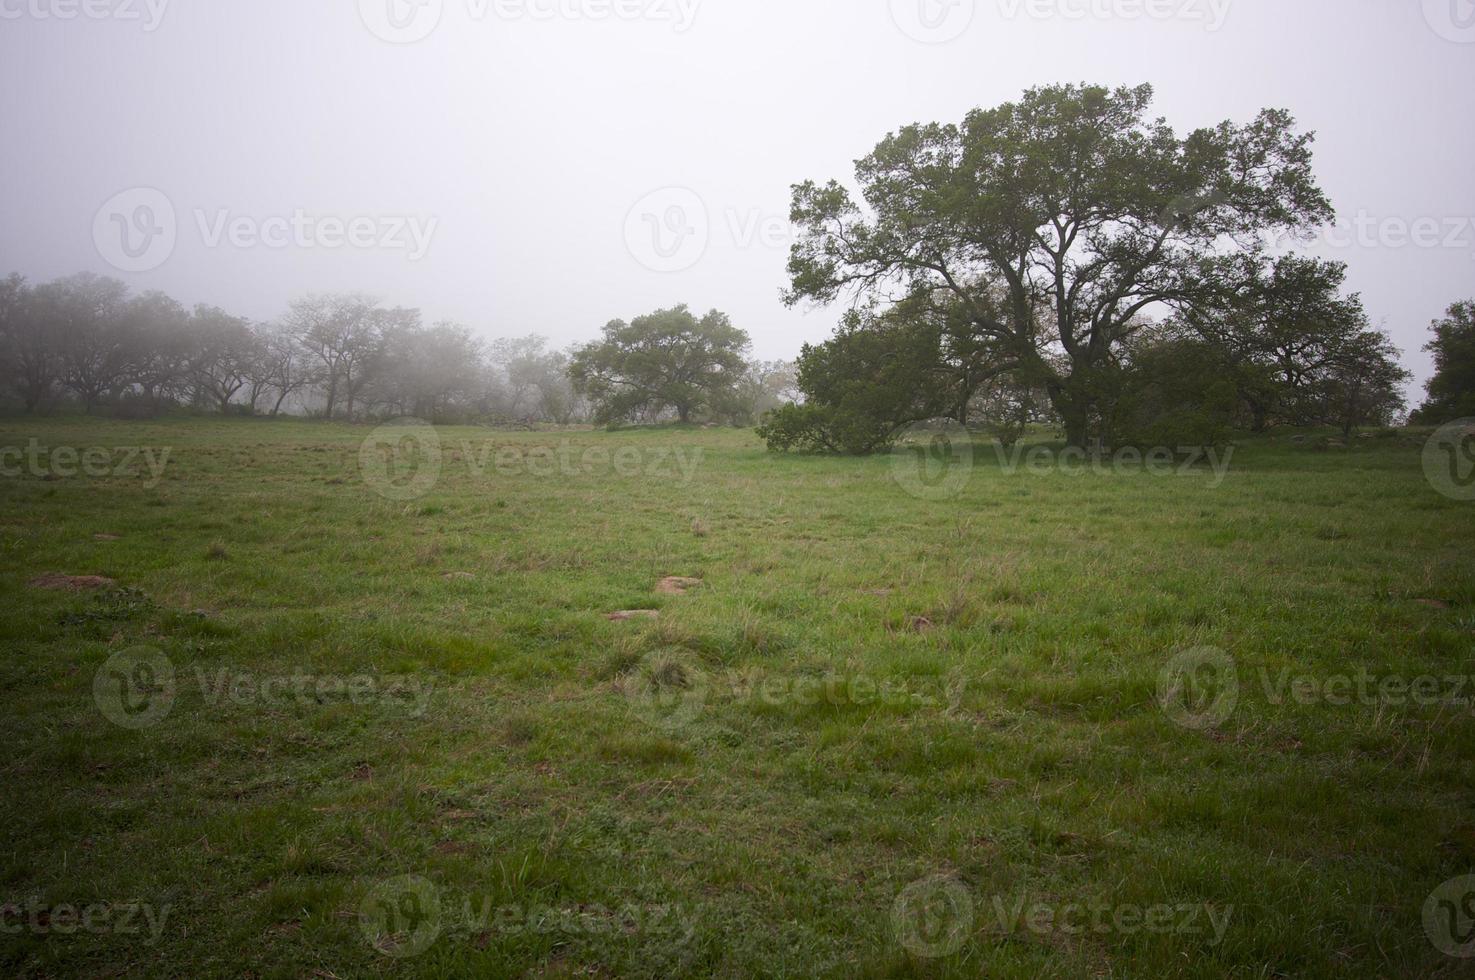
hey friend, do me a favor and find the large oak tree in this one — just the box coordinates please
[784,82,1333,447]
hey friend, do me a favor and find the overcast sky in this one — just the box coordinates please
[2,0,1472,391]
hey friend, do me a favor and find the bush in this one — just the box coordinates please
[756,404,899,455]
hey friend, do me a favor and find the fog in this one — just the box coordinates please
[2,0,1472,389]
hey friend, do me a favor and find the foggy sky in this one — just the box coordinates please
[2,0,1472,392]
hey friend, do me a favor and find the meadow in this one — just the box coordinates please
[1,417,1473,977]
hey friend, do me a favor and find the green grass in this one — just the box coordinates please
[1,417,1472,977]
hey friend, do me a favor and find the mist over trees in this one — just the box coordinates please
[0,274,789,427]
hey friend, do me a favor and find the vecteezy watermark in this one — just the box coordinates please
[359,875,696,958]
[359,418,443,502]
[625,662,966,733]
[92,187,437,273]
[1158,646,1239,731]
[1425,875,1475,958]
[991,443,1235,487]
[625,650,709,732]
[357,418,706,501]
[985,894,1233,946]
[890,874,1236,959]
[889,426,1235,502]
[1277,211,1475,258]
[889,0,976,43]
[890,419,974,502]
[193,668,435,718]
[0,900,172,943]
[1423,0,1475,43]
[94,647,177,730]
[93,649,435,729]
[0,0,169,31]
[622,186,791,273]
[358,0,700,43]
[892,875,974,958]
[1260,668,1475,713]
[996,0,1233,30]
[0,440,171,487]
[1424,419,1475,502]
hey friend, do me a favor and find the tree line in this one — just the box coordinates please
[0,274,794,426]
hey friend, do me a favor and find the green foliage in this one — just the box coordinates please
[568,305,750,425]
[757,311,950,454]
[1105,332,1238,448]
[1412,300,1475,424]
[784,82,1333,446]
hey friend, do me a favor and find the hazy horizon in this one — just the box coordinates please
[3,0,1472,393]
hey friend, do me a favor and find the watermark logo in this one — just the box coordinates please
[93,188,176,273]
[1158,646,1239,730]
[1424,0,1475,43]
[626,650,708,732]
[624,187,709,273]
[359,0,445,42]
[1424,419,1475,501]
[360,875,443,959]
[1159,188,1230,236]
[93,647,176,730]
[890,419,974,502]
[892,875,974,958]
[1424,875,1475,958]
[0,0,170,31]
[890,0,975,43]
[360,418,444,501]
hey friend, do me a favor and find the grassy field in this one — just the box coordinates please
[2,416,1473,978]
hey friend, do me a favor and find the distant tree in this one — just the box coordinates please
[284,294,398,419]
[124,290,193,410]
[1312,329,1410,437]
[569,305,750,425]
[189,305,261,413]
[1412,301,1475,424]
[784,82,1332,448]
[35,273,137,413]
[0,274,59,412]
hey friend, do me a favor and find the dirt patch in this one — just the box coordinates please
[443,572,476,581]
[607,610,660,622]
[93,534,121,542]
[656,577,702,596]
[862,588,894,597]
[908,616,936,633]
[28,574,117,591]
[433,840,476,856]
[1414,598,1450,610]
